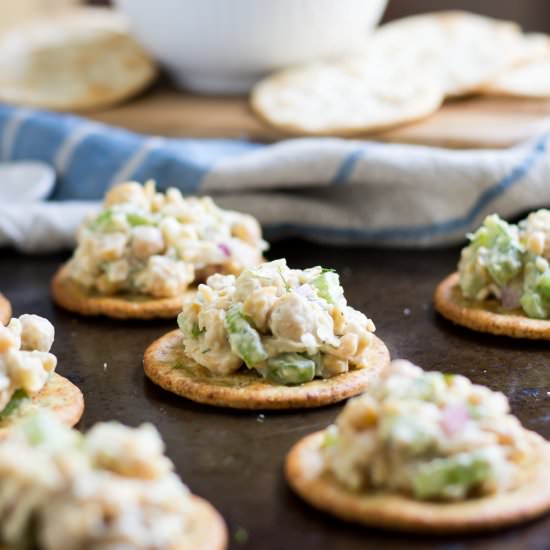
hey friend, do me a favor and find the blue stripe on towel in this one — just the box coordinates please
[131,139,262,194]
[266,133,550,242]
[54,130,144,200]
[331,147,365,185]
[10,111,81,165]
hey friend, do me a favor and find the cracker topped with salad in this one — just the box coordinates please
[435,210,550,338]
[286,359,550,533]
[144,259,389,409]
[0,314,83,436]
[0,412,227,549]
[52,180,267,319]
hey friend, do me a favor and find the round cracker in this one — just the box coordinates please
[370,11,524,98]
[182,495,227,550]
[480,34,550,98]
[434,272,550,339]
[482,56,550,99]
[0,293,11,325]
[251,56,444,137]
[0,373,84,438]
[286,430,550,533]
[0,7,157,112]
[143,330,390,410]
[51,264,195,320]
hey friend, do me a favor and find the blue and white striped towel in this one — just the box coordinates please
[1,103,550,252]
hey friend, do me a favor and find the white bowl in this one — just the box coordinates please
[114,0,388,94]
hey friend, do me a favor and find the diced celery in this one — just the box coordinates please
[412,454,490,500]
[321,424,340,449]
[537,272,550,300]
[177,312,193,338]
[460,215,523,294]
[0,389,27,421]
[21,412,81,449]
[127,212,151,227]
[91,209,115,231]
[224,304,268,368]
[312,271,344,305]
[265,353,316,385]
[520,292,547,319]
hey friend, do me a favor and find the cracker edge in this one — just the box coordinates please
[143,330,390,410]
[51,264,191,320]
[0,372,84,438]
[182,495,228,550]
[0,293,11,325]
[434,272,550,339]
[285,430,550,534]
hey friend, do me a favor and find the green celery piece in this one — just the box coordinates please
[127,212,151,227]
[21,412,81,449]
[537,272,550,300]
[191,322,204,339]
[178,313,203,340]
[312,271,344,304]
[224,304,268,368]
[0,389,27,421]
[265,353,316,385]
[91,209,114,231]
[177,312,192,337]
[520,292,548,319]
[321,425,339,449]
[466,215,523,287]
[412,454,490,500]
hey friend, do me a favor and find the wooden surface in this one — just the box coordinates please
[89,84,550,148]
[3,241,550,548]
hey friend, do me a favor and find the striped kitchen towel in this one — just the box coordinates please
[1,103,550,252]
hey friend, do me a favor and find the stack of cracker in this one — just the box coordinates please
[252,11,550,136]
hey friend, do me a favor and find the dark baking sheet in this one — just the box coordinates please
[1,241,549,549]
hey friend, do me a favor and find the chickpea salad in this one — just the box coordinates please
[177,259,376,385]
[459,210,550,319]
[322,360,535,501]
[66,181,267,298]
[0,413,197,550]
[0,314,56,418]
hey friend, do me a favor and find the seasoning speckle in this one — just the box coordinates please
[235,526,249,545]
[257,414,266,423]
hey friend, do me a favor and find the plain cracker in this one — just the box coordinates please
[0,294,11,325]
[51,264,194,320]
[370,11,524,98]
[0,373,84,438]
[480,33,550,98]
[143,330,390,410]
[251,56,444,137]
[0,7,157,111]
[434,272,550,339]
[286,430,550,533]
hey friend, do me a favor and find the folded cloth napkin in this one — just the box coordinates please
[1,104,550,252]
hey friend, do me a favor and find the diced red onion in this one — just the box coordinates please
[440,403,469,437]
[501,285,521,310]
[218,243,231,258]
